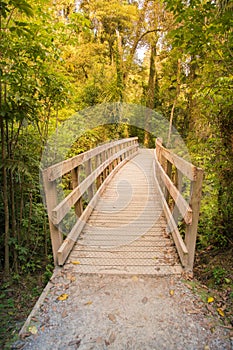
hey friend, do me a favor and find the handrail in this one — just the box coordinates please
[42,137,139,266]
[154,138,203,271]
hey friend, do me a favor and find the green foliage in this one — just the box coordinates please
[212,266,227,285]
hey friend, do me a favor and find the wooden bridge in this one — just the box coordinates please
[42,137,203,275]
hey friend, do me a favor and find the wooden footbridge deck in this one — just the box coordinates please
[42,137,203,275]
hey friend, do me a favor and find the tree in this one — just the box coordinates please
[0,0,69,275]
[164,0,233,245]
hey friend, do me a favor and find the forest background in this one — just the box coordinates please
[0,0,232,346]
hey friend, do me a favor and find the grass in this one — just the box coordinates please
[0,273,46,349]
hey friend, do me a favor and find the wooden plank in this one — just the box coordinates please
[60,149,183,274]
[42,170,63,265]
[64,264,183,275]
[155,152,192,225]
[71,166,83,217]
[156,139,198,181]
[185,168,204,270]
[52,145,138,224]
[69,250,177,260]
[57,157,136,265]
[173,169,183,224]
[72,238,175,252]
[153,159,188,267]
[47,137,138,181]
[66,257,180,266]
[86,159,94,201]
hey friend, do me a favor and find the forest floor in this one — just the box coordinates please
[1,247,233,350]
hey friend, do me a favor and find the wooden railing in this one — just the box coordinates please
[154,138,204,271]
[42,137,139,266]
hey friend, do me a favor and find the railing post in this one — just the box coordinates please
[71,166,83,217]
[184,168,204,270]
[96,154,102,189]
[173,169,183,224]
[164,160,172,202]
[86,159,94,201]
[42,170,63,265]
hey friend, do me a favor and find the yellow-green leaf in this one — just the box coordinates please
[131,276,138,282]
[169,289,175,296]
[28,326,38,335]
[84,301,93,306]
[207,296,214,303]
[71,260,80,265]
[57,293,69,301]
[217,308,225,317]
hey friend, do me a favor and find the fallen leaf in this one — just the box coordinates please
[131,276,138,282]
[152,256,157,260]
[71,261,81,265]
[31,317,38,322]
[84,301,93,306]
[96,337,103,344]
[169,289,175,296]
[68,339,81,347]
[57,293,69,301]
[105,332,116,345]
[207,297,214,303]
[142,297,148,304]
[62,310,68,318]
[217,308,225,317]
[108,331,116,344]
[28,326,38,335]
[108,313,116,323]
[224,278,231,284]
[187,309,199,314]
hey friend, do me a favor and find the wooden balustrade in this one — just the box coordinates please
[42,137,139,266]
[154,138,204,271]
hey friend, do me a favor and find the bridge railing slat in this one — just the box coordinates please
[155,138,203,271]
[51,144,138,225]
[42,137,139,265]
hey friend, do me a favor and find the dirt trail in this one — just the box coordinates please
[14,269,232,350]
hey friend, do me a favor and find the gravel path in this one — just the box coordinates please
[17,269,232,350]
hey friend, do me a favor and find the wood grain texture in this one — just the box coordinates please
[67,149,183,275]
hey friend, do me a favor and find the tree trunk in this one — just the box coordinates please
[167,58,181,146]
[0,115,10,276]
[0,18,10,273]
[144,42,157,147]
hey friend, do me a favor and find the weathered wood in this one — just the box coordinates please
[155,138,203,271]
[42,170,63,265]
[153,159,188,267]
[164,160,172,201]
[68,150,183,274]
[96,154,102,189]
[155,154,192,225]
[57,158,131,265]
[52,144,138,225]
[185,168,204,270]
[71,166,83,217]
[173,169,183,224]
[85,159,94,201]
[156,139,197,181]
[65,264,183,275]
[46,137,138,181]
